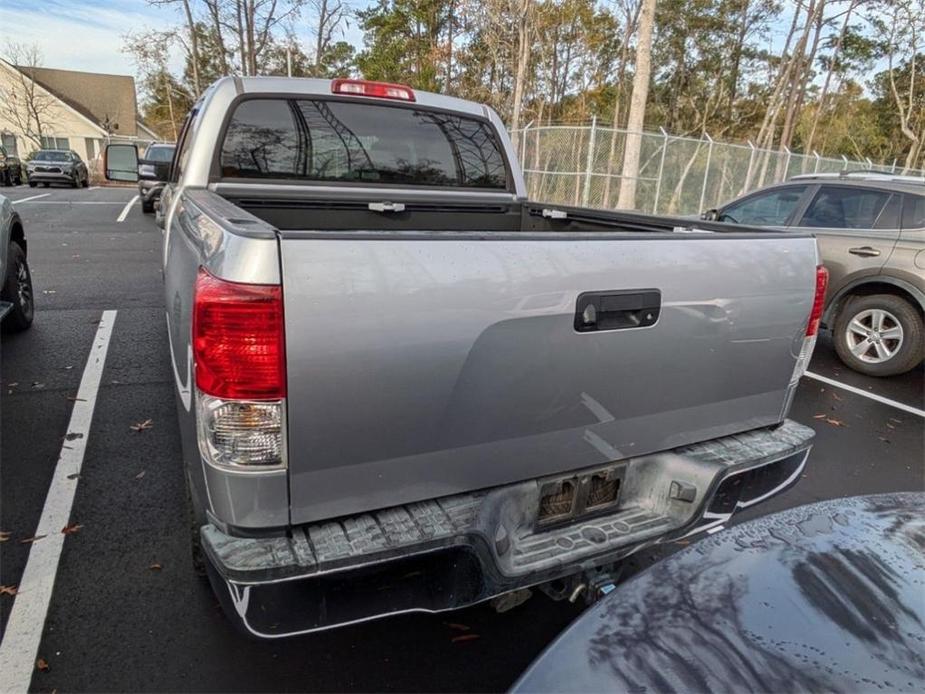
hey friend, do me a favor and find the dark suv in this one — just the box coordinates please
[706,172,924,377]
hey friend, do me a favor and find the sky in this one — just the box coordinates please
[0,0,370,78]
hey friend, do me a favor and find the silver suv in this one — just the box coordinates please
[707,172,925,377]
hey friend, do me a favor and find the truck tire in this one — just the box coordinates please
[834,294,924,377]
[142,198,155,214]
[2,242,34,332]
[185,473,208,578]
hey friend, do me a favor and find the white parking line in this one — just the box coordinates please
[10,193,50,204]
[804,370,925,418]
[116,195,138,222]
[0,310,117,692]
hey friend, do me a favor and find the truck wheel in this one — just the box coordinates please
[2,242,35,332]
[185,473,208,578]
[142,198,155,214]
[834,294,924,377]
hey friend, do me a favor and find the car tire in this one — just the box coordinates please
[28,181,36,188]
[42,182,49,188]
[834,294,924,377]
[1,242,35,332]
[82,175,89,188]
[142,198,155,214]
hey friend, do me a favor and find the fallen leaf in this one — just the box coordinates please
[879,437,891,444]
[886,422,895,430]
[825,418,846,427]
[148,563,162,571]
[42,290,56,295]
[65,396,86,402]
[813,414,827,419]
[20,534,47,544]
[61,523,82,535]
[0,585,18,596]
[32,382,45,389]
[134,470,146,480]
[64,366,73,370]
[130,419,154,432]
[66,473,80,480]
[889,417,902,424]
[7,382,17,387]
[451,634,480,643]
[36,658,49,672]
[832,393,843,401]
[445,622,470,632]
[64,432,83,441]
[0,530,10,542]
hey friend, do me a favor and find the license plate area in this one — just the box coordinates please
[536,463,627,530]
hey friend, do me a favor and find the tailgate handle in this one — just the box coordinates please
[368,201,406,213]
[575,290,661,332]
[848,246,880,257]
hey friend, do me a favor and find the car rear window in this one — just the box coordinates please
[902,194,925,229]
[219,98,509,189]
[146,146,175,162]
[801,187,892,229]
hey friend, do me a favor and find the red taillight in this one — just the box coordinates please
[331,78,415,101]
[806,265,829,337]
[193,268,285,400]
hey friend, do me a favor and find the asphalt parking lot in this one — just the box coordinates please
[1,184,923,693]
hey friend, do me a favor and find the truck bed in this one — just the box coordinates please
[206,189,818,526]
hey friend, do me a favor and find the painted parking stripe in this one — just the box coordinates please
[116,195,139,222]
[804,370,925,418]
[0,310,117,692]
[10,193,50,204]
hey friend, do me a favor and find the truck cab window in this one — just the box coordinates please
[220,98,508,189]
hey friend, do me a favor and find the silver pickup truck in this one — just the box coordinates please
[106,77,825,639]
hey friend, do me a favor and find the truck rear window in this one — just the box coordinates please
[219,98,508,189]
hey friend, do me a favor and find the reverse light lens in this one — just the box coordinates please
[331,78,416,101]
[193,268,285,400]
[197,394,284,467]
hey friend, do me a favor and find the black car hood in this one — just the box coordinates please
[512,493,925,693]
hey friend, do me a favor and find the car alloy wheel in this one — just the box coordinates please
[844,308,904,364]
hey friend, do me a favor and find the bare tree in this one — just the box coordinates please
[149,0,203,94]
[616,0,656,210]
[308,0,349,72]
[0,43,59,150]
[880,0,925,171]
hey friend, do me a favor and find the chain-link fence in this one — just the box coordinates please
[510,120,924,216]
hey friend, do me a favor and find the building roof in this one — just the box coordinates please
[16,66,139,137]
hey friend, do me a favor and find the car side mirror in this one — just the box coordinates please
[701,208,719,221]
[105,144,139,182]
[138,159,170,182]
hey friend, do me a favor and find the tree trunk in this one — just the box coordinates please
[510,0,534,136]
[181,0,202,94]
[616,0,657,210]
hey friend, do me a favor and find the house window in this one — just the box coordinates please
[1,133,18,156]
[40,136,70,150]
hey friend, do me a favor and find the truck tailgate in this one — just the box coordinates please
[280,232,817,524]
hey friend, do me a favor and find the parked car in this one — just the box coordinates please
[138,143,175,213]
[0,145,23,186]
[512,492,925,693]
[705,172,925,376]
[106,76,823,639]
[26,149,89,188]
[0,194,34,331]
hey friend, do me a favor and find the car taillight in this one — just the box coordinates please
[193,268,286,469]
[331,78,415,101]
[805,265,828,337]
[193,268,285,400]
[784,265,830,417]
